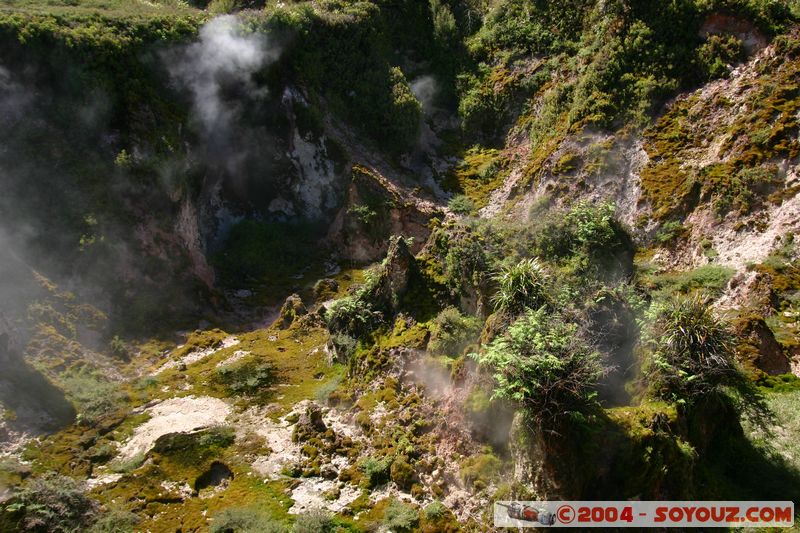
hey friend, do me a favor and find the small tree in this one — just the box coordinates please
[491,258,550,316]
[472,308,605,427]
[430,0,457,46]
[646,294,737,403]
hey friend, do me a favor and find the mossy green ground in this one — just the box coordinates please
[14,317,344,529]
[0,0,197,16]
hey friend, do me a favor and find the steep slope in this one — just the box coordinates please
[1,1,800,532]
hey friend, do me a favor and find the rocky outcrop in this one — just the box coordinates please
[734,315,791,375]
[329,165,439,263]
[509,413,558,498]
[364,236,416,315]
[278,294,307,329]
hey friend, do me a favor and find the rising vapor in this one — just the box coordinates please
[168,15,279,135]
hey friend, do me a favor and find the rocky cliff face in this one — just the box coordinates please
[1,2,800,531]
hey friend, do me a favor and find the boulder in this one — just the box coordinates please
[734,315,790,375]
[278,294,307,329]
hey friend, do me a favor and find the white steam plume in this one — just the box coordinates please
[411,75,438,115]
[168,15,279,135]
[0,65,33,127]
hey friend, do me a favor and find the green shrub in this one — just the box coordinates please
[213,220,321,286]
[535,202,632,277]
[565,201,620,252]
[756,373,800,392]
[387,67,423,147]
[151,426,235,465]
[210,507,284,533]
[109,335,130,359]
[430,0,457,46]
[650,265,735,298]
[12,473,99,533]
[347,205,378,227]
[448,194,476,215]
[108,453,146,474]
[491,258,550,316]
[697,34,745,80]
[423,500,447,520]
[293,509,335,533]
[428,307,481,356]
[315,375,343,404]
[432,221,497,291]
[328,333,357,362]
[656,220,687,244]
[360,456,391,488]
[646,294,737,403]
[60,370,127,427]
[325,296,382,338]
[473,308,605,425]
[383,498,419,532]
[89,508,138,533]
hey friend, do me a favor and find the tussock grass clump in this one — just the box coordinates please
[491,258,550,316]
[646,294,737,402]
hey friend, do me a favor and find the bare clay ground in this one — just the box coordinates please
[117,396,232,460]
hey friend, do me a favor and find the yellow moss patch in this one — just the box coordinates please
[447,147,507,209]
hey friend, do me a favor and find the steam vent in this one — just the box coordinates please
[0,1,799,531]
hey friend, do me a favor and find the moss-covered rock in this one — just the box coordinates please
[278,294,307,329]
[733,313,791,375]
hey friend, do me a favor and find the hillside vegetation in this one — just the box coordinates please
[0,0,799,531]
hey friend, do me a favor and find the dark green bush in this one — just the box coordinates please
[89,508,139,533]
[697,34,746,80]
[389,456,415,490]
[459,451,502,490]
[656,220,688,244]
[360,456,391,488]
[60,370,127,427]
[277,2,422,152]
[11,473,99,533]
[347,205,378,226]
[431,221,498,292]
[535,202,633,278]
[213,220,322,286]
[329,332,358,362]
[649,265,735,299]
[423,500,446,520]
[109,335,130,359]
[151,426,235,466]
[325,295,383,339]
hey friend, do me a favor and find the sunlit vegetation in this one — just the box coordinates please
[1,0,800,531]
